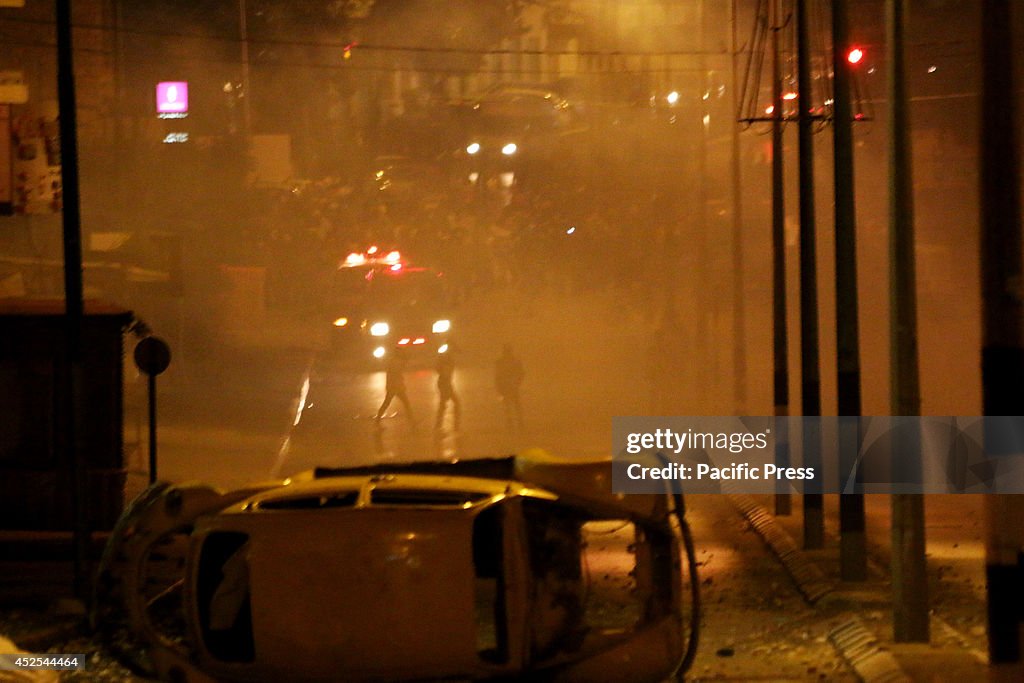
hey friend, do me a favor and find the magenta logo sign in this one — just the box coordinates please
[156,81,188,114]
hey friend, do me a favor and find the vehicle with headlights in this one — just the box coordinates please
[456,87,579,181]
[328,248,453,364]
[326,247,396,347]
[470,86,575,128]
[94,453,697,682]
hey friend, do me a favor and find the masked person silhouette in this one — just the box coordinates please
[375,352,415,425]
[434,349,461,432]
[495,344,525,430]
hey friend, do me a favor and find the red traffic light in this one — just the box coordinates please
[847,47,864,65]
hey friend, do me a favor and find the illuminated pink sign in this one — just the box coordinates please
[156,81,188,114]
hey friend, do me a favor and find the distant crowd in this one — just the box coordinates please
[253,167,690,316]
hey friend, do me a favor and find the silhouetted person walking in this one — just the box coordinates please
[375,353,415,424]
[435,349,461,431]
[495,344,525,430]
[645,300,690,413]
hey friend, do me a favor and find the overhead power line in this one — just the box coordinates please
[0,14,737,58]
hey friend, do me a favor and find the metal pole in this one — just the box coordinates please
[796,0,823,549]
[112,0,124,213]
[730,0,747,413]
[979,0,1024,675]
[239,0,252,137]
[56,0,90,602]
[887,0,928,643]
[697,0,710,409]
[770,0,791,517]
[148,373,157,484]
[831,0,867,582]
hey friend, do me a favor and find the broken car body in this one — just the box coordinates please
[94,453,692,682]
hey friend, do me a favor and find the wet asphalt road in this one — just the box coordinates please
[154,288,657,487]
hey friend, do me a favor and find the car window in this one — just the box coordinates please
[474,95,564,132]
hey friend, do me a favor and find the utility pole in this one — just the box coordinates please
[887,0,928,643]
[770,0,791,517]
[796,0,823,549]
[730,0,747,414]
[56,0,89,602]
[979,0,1024,677]
[112,0,125,217]
[696,0,711,410]
[239,0,252,138]
[831,0,867,581]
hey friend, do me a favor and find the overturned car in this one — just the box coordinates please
[94,453,698,682]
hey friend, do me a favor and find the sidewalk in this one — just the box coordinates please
[733,493,990,681]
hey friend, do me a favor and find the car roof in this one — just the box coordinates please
[196,503,485,677]
[223,473,550,513]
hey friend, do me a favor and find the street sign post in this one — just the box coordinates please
[134,336,171,484]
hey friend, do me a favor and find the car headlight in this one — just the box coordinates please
[333,317,349,327]
[466,142,481,155]
[432,319,451,334]
[372,346,386,359]
[370,322,390,337]
[501,142,518,156]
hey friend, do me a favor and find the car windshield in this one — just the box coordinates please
[473,95,564,134]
